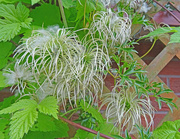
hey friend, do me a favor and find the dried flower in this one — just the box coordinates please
[3,62,35,94]
[13,26,110,107]
[90,9,131,48]
[101,84,154,134]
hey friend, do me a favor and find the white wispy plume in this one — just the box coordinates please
[12,26,110,107]
[100,84,154,134]
[3,62,35,94]
[89,9,131,49]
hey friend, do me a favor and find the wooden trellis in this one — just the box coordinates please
[133,35,180,127]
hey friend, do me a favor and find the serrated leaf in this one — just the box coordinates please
[31,0,40,5]
[0,23,21,41]
[37,96,58,119]
[80,101,104,124]
[0,99,37,114]
[31,113,57,132]
[9,100,38,139]
[153,120,180,139]
[0,3,32,41]
[30,3,62,27]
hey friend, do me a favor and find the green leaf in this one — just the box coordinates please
[0,96,17,110]
[153,120,180,139]
[0,131,4,139]
[37,96,58,119]
[0,99,38,114]
[0,118,9,131]
[0,41,13,69]
[30,113,57,132]
[23,114,69,139]
[0,3,32,41]
[0,41,12,58]
[80,101,104,124]
[31,0,40,5]
[73,129,95,139]
[169,27,180,43]
[30,3,62,27]
[0,23,21,42]
[62,0,76,9]
[140,27,176,40]
[9,99,38,139]
[76,0,96,21]
[0,71,7,87]
[0,0,31,4]
[99,122,118,137]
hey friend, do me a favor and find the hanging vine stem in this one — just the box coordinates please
[58,116,114,139]
[57,0,68,28]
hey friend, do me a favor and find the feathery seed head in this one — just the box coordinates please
[90,9,131,48]
[12,26,110,108]
[101,84,154,134]
[3,63,35,94]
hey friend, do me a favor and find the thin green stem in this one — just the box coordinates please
[140,38,157,59]
[108,70,115,79]
[84,0,87,27]
[57,0,68,28]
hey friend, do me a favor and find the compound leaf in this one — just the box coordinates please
[0,23,21,42]
[0,99,37,114]
[9,100,38,139]
[0,3,32,41]
[37,96,58,119]
[153,120,180,139]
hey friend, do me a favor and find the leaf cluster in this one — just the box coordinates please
[0,96,64,139]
